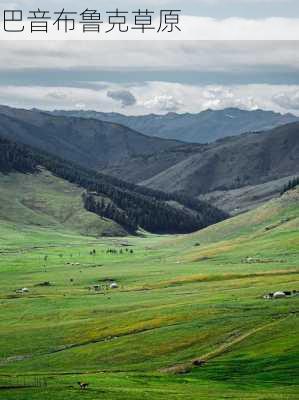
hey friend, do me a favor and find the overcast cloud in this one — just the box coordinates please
[0,40,298,115]
[1,0,298,18]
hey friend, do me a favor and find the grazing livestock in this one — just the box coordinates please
[77,382,89,390]
[193,359,206,367]
[38,281,51,287]
[105,248,134,255]
[106,248,118,255]
[263,293,274,300]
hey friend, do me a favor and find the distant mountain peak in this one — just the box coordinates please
[49,106,299,144]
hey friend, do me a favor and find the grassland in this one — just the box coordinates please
[0,186,298,399]
[0,170,125,237]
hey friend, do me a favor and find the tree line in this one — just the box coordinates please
[0,135,227,234]
[281,177,299,195]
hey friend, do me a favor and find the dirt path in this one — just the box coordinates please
[161,315,292,374]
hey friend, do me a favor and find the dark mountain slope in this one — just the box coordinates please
[0,135,227,234]
[2,104,298,217]
[140,122,299,197]
[0,105,182,171]
[102,143,203,183]
[52,107,299,143]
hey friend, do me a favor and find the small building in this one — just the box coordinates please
[273,291,286,299]
[264,290,297,300]
[110,282,118,289]
[16,288,29,294]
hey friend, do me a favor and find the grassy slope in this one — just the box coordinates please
[0,169,125,237]
[0,189,298,399]
[199,174,299,215]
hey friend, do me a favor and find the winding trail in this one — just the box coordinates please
[161,315,294,374]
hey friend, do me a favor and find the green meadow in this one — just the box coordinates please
[0,186,298,399]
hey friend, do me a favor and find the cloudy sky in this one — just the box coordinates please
[1,0,298,18]
[0,41,299,115]
[0,0,298,115]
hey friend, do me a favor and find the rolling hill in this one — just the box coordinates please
[52,107,299,143]
[0,168,126,237]
[0,135,227,235]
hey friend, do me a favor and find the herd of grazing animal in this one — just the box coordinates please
[106,248,134,255]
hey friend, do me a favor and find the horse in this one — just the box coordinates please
[78,382,89,390]
[193,359,206,367]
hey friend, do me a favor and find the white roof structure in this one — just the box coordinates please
[110,282,118,289]
[273,291,286,298]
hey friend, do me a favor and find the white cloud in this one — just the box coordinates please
[0,40,298,115]
[143,95,182,112]
[136,82,263,112]
[1,81,299,115]
[273,90,299,110]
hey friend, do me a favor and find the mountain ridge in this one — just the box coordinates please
[1,104,299,216]
[140,122,299,194]
[0,104,184,171]
[51,107,299,143]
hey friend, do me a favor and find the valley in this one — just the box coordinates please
[0,186,298,399]
[0,104,298,399]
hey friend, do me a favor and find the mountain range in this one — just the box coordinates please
[1,104,299,217]
[137,123,299,193]
[51,107,299,143]
[0,105,181,171]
